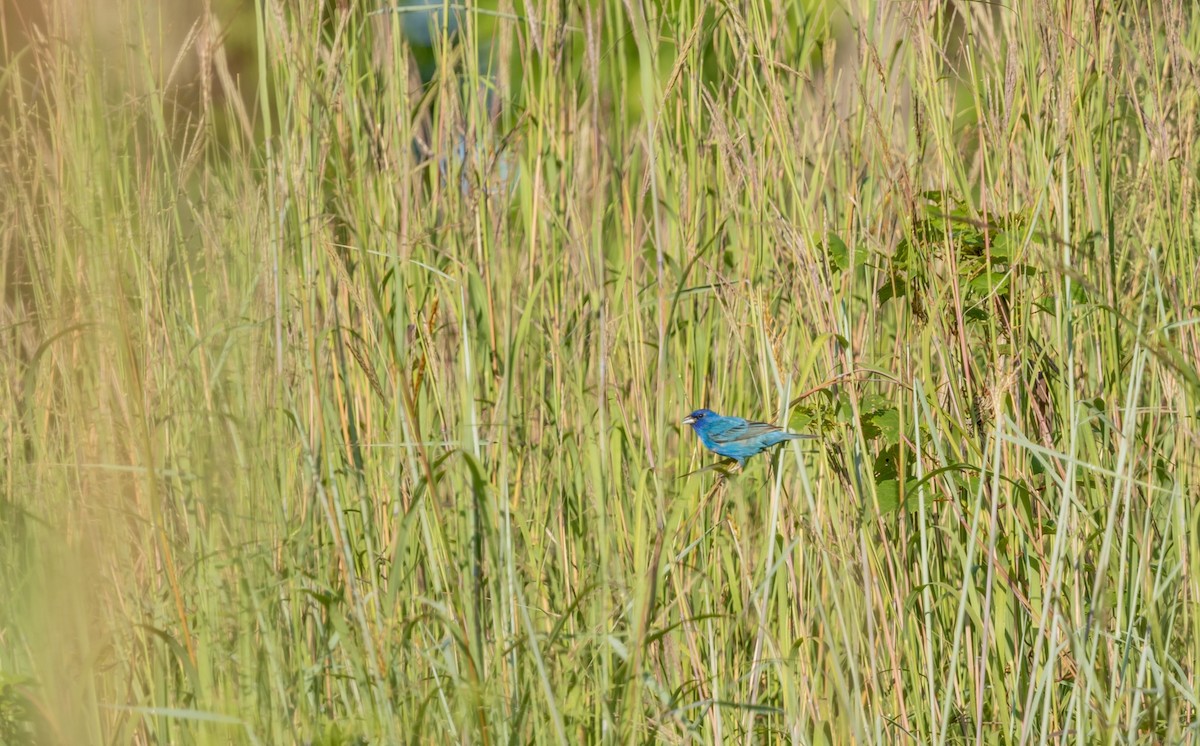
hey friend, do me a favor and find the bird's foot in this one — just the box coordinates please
[716,459,743,479]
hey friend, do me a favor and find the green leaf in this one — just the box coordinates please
[874,479,900,513]
[990,230,1020,262]
[900,478,930,513]
[873,409,900,445]
[787,410,819,432]
[878,276,907,303]
[921,190,949,205]
[827,234,850,272]
[964,307,989,323]
[859,393,892,415]
[836,391,853,423]
[968,270,1010,295]
[873,444,900,481]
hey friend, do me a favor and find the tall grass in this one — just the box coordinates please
[3,0,1199,742]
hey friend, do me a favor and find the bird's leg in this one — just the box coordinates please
[713,461,737,481]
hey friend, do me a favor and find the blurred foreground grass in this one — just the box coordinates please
[3,0,1200,743]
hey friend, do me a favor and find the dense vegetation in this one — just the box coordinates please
[3,1,1199,742]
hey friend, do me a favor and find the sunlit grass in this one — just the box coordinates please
[3,0,1199,743]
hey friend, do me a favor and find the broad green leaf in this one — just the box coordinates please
[968,270,1010,295]
[873,409,900,445]
[827,233,850,272]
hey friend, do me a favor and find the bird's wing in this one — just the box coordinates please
[706,420,784,444]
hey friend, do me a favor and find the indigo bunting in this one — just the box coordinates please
[682,409,814,468]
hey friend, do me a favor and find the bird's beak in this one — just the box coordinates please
[682,415,696,425]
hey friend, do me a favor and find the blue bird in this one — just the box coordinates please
[682,408,814,469]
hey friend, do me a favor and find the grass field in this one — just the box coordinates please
[3,0,1200,743]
